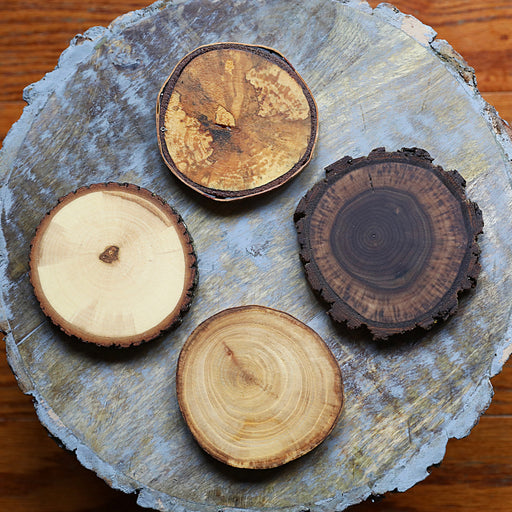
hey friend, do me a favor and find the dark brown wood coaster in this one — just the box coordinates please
[29,183,197,347]
[294,147,484,340]
[176,305,343,469]
[156,42,318,201]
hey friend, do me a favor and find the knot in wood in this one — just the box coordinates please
[99,245,120,263]
[29,183,198,347]
[176,305,343,469]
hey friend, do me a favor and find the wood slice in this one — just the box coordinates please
[29,183,197,347]
[156,42,318,201]
[176,305,343,469]
[295,147,483,340]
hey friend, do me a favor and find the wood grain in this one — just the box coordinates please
[295,147,483,339]
[1,1,511,511]
[157,43,317,200]
[29,183,197,347]
[176,306,343,469]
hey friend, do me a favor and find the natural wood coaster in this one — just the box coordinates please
[295,147,484,340]
[176,305,343,469]
[156,42,318,201]
[29,183,197,347]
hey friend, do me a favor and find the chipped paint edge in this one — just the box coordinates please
[0,1,511,511]
[0,0,173,505]
[370,2,512,163]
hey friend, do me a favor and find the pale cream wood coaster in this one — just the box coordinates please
[176,305,343,469]
[156,42,318,201]
[29,183,197,347]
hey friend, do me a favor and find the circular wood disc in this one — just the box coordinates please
[156,42,318,201]
[295,147,484,339]
[29,183,197,347]
[176,305,343,469]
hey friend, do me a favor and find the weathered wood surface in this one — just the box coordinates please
[1,1,512,512]
[157,42,318,200]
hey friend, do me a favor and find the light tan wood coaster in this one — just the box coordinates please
[157,42,318,201]
[176,305,343,469]
[295,147,484,340]
[29,183,197,347]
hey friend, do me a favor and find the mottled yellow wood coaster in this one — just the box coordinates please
[157,42,318,201]
[29,183,197,347]
[295,147,484,340]
[176,305,343,469]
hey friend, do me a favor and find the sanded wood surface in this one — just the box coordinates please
[295,147,483,339]
[176,306,343,469]
[1,1,512,512]
[29,183,197,347]
[157,43,317,200]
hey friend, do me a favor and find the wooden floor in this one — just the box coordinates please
[1,1,511,511]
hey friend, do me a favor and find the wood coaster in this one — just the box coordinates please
[294,147,484,340]
[157,42,318,201]
[176,305,343,469]
[29,183,197,347]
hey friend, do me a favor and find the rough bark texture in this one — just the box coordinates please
[29,183,197,347]
[295,147,483,340]
[1,1,512,511]
[157,42,318,200]
[176,305,343,469]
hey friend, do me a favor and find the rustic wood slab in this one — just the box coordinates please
[294,147,483,339]
[157,42,318,201]
[29,182,198,347]
[1,1,512,511]
[176,305,343,470]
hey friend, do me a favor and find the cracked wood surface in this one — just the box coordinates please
[1,1,512,511]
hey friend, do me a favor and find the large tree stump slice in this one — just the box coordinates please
[1,1,512,511]
[295,147,483,339]
[29,183,197,347]
[157,42,318,200]
[176,305,343,469]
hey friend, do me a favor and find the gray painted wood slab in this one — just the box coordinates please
[1,1,512,510]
